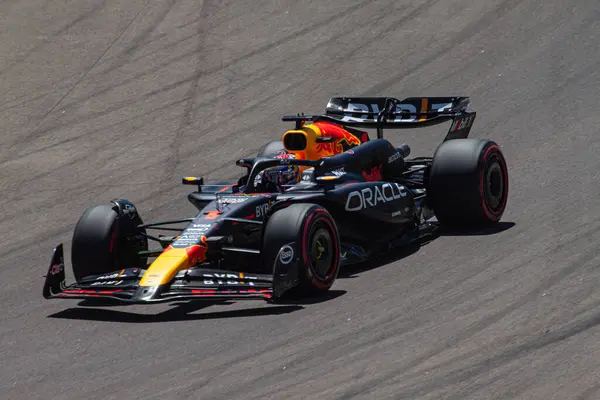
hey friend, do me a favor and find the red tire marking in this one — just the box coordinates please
[301,212,315,265]
[479,145,509,221]
[300,208,340,289]
[109,229,117,253]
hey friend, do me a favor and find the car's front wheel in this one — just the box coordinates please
[262,203,341,297]
[71,200,148,282]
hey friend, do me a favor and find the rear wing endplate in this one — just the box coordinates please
[283,96,476,141]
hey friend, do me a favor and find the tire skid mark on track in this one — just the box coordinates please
[0,96,189,164]
[333,237,600,397]
[28,1,153,130]
[0,97,188,197]
[0,0,110,77]
[165,0,211,182]
[0,85,71,113]
[33,0,371,124]
[81,0,244,79]
[364,0,526,94]
[0,3,191,115]
[81,0,179,81]
[389,307,600,399]
[575,381,600,400]
[179,0,436,131]
[0,1,153,162]
[410,219,600,318]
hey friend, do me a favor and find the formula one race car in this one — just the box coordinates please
[43,96,509,304]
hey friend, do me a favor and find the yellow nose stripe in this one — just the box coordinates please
[139,248,189,287]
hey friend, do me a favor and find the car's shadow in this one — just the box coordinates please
[338,221,516,278]
[48,302,301,323]
[47,290,347,323]
[338,242,423,279]
[437,221,516,236]
[271,289,347,305]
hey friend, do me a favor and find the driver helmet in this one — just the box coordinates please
[254,163,299,192]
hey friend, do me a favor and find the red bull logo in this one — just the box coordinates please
[315,142,334,153]
[340,129,362,145]
[335,130,362,153]
[313,122,364,155]
[362,164,383,181]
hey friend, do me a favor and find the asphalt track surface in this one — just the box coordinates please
[2,1,600,399]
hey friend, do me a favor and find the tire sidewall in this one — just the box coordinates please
[298,207,341,290]
[263,203,341,294]
[71,205,119,281]
[71,202,147,281]
[429,139,509,226]
[478,143,509,222]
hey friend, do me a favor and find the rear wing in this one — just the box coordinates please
[282,96,476,141]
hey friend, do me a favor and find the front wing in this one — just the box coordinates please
[43,244,278,304]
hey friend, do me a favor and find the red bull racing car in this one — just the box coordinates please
[43,96,509,304]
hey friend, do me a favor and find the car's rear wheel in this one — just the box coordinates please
[71,200,148,282]
[262,203,341,297]
[428,139,509,227]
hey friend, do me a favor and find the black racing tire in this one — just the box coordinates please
[263,203,341,296]
[71,202,148,282]
[256,140,285,158]
[428,139,509,227]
